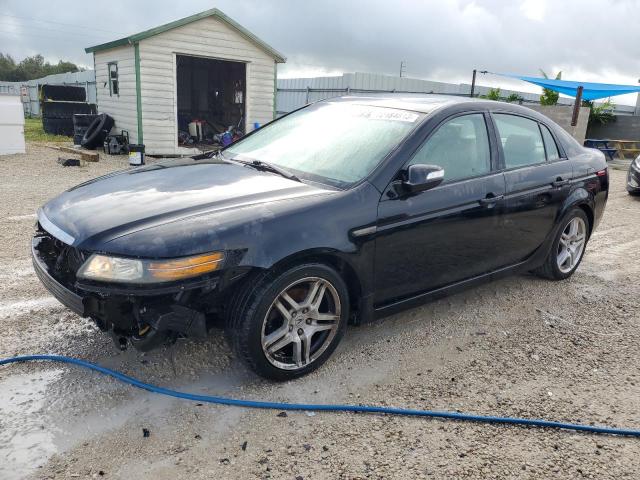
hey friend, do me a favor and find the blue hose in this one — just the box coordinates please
[2,354,639,437]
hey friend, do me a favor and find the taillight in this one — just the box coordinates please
[596,168,608,177]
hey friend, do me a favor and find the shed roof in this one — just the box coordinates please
[85,8,286,62]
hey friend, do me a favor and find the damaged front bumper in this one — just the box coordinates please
[31,230,224,351]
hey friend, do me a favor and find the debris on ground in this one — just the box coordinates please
[57,157,82,167]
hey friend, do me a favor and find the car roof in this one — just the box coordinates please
[321,94,545,118]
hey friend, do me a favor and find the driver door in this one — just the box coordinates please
[373,112,508,304]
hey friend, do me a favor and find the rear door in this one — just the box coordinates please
[491,113,573,264]
[374,112,507,304]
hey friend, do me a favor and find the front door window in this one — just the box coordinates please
[408,113,491,182]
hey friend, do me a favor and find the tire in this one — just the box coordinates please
[226,263,350,380]
[73,113,99,128]
[42,117,73,136]
[533,208,590,280]
[41,101,96,120]
[81,114,114,149]
[41,85,86,102]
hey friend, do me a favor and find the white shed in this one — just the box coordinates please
[85,8,285,155]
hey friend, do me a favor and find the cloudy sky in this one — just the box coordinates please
[2,0,640,104]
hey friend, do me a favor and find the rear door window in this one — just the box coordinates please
[493,114,546,168]
[540,124,561,161]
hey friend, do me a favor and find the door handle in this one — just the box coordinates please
[552,178,570,188]
[478,193,504,206]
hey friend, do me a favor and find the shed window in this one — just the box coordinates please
[108,62,119,96]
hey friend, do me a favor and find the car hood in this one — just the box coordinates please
[40,158,334,250]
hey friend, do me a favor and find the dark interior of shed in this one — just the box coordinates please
[176,54,246,149]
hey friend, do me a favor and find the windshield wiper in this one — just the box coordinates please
[237,159,301,182]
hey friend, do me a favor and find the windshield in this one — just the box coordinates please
[225,102,423,187]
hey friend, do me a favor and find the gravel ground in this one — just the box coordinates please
[1,143,639,479]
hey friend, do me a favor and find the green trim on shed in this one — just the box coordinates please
[273,61,277,119]
[134,43,143,144]
[85,8,286,63]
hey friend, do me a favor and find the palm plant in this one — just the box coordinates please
[539,69,562,105]
[584,99,616,126]
[506,93,524,103]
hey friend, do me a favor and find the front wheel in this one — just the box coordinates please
[225,263,349,380]
[533,208,589,280]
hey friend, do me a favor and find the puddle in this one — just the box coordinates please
[0,369,63,480]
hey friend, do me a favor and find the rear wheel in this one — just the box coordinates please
[226,263,349,380]
[533,208,589,280]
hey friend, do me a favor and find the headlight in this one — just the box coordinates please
[633,156,640,171]
[77,252,224,284]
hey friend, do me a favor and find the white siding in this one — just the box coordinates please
[94,45,139,142]
[139,16,276,155]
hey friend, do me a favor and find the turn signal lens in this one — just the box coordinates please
[147,252,224,281]
[77,252,224,284]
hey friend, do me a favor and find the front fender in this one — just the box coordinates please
[100,182,381,292]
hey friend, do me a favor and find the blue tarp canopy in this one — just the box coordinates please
[497,73,640,101]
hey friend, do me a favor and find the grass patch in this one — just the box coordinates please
[24,117,70,143]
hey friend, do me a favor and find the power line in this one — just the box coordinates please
[0,22,114,40]
[0,29,105,46]
[0,13,128,35]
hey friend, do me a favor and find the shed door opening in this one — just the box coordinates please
[176,55,246,149]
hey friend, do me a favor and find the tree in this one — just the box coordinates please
[15,54,46,80]
[539,69,562,105]
[0,53,17,81]
[0,53,81,81]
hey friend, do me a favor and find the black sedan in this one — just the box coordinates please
[33,96,609,380]
[628,155,640,195]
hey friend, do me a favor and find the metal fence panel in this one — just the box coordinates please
[277,72,635,116]
[0,70,97,117]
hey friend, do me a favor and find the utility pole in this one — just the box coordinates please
[470,69,477,97]
[571,85,584,127]
[399,61,406,78]
[470,70,488,97]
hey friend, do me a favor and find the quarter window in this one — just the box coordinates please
[108,62,119,96]
[540,124,561,161]
[493,114,546,168]
[408,113,491,182]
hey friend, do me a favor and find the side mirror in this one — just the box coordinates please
[400,164,445,194]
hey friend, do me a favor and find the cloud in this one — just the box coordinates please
[520,0,546,21]
[2,0,639,104]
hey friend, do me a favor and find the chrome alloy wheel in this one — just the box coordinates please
[261,277,341,370]
[557,217,587,274]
